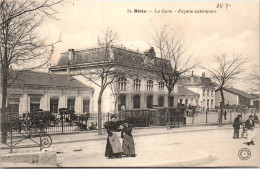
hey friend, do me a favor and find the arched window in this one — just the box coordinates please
[159,81,164,91]
[158,96,164,107]
[118,77,127,90]
[134,78,141,91]
[147,95,153,109]
[147,80,153,91]
[133,95,140,109]
[118,94,126,111]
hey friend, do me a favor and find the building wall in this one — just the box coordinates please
[215,90,238,107]
[186,86,215,111]
[2,86,93,115]
[74,71,179,114]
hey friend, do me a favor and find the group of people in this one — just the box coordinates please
[105,115,136,159]
[233,114,255,146]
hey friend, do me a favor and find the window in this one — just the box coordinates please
[7,97,19,115]
[211,99,214,109]
[67,98,75,111]
[207,89,209,96]
[159,81,164,91]
[30,97,41,113]
[207,99,209,108]
[196,99,199,106]
[50,98,59,114]
[147,80,153,91]
[134,78,141,91]
[118,94,126,111]
[133,95,140,109]
[83,99,90,113]
[118,77,127,90]
[203,89,205,96]
[185,99,188,105]
[211,88,214,97]
[158,96,164,107]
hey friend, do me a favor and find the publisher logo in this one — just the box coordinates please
[238,148,251,160]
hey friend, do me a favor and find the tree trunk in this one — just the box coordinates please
[219,88,225,126]
[1,66,8,143]
[98,89,104,135]
[166,90,172,129]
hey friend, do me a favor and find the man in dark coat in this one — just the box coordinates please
[245,115,255,146]
[233,115,243,139]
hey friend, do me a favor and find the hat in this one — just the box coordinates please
[238,115,241,117]
[111,114,117,119]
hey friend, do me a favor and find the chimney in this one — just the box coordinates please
[68,49,74,62]
[202,72,205,78]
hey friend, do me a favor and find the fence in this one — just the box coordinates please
[7,112,110,136]
[116,108,186,127]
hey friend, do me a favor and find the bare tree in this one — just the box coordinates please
[152,25,199,125]
[204,54,247,126]
[0,0,62,143]
[77,28,125,135]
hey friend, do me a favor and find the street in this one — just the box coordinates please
[53,125,259,167]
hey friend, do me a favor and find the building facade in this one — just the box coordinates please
[215,87,258,108]
[49,46,198,114]
[179,72,216,112]
[0,70,94,115]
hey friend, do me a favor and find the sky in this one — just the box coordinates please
[40,0,259,93]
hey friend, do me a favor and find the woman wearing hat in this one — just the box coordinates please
[121,120,135,157]
[105,114,122,158]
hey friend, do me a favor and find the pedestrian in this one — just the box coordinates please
[121,120,135,157]
[105,114,122,158]
[233,115,243,139]
[224,110,227,120]
[245,115,255,146]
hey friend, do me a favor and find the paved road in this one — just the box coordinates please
[56,126,259,167]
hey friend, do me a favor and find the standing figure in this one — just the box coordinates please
[233,115,243,139]
[105,114,122,158]
[245,115,255,146]
[121,121,135,157]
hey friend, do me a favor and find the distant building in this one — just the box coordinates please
[0,70,94,116]
[250,94,260,110]
[50,46,199,114]
[179,72,216,112]
[215,87,258,108]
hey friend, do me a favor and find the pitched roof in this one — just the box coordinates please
[216,87,257,100]
[178,86,200,96]
[55,46,172,71]
[3,70,93,90]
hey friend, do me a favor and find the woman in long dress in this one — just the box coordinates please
[105,114,122,158]
[121,121,135,157]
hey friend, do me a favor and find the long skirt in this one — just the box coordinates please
[247,129,255,142]
[105,132,122,158]
[122,134,135,155]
